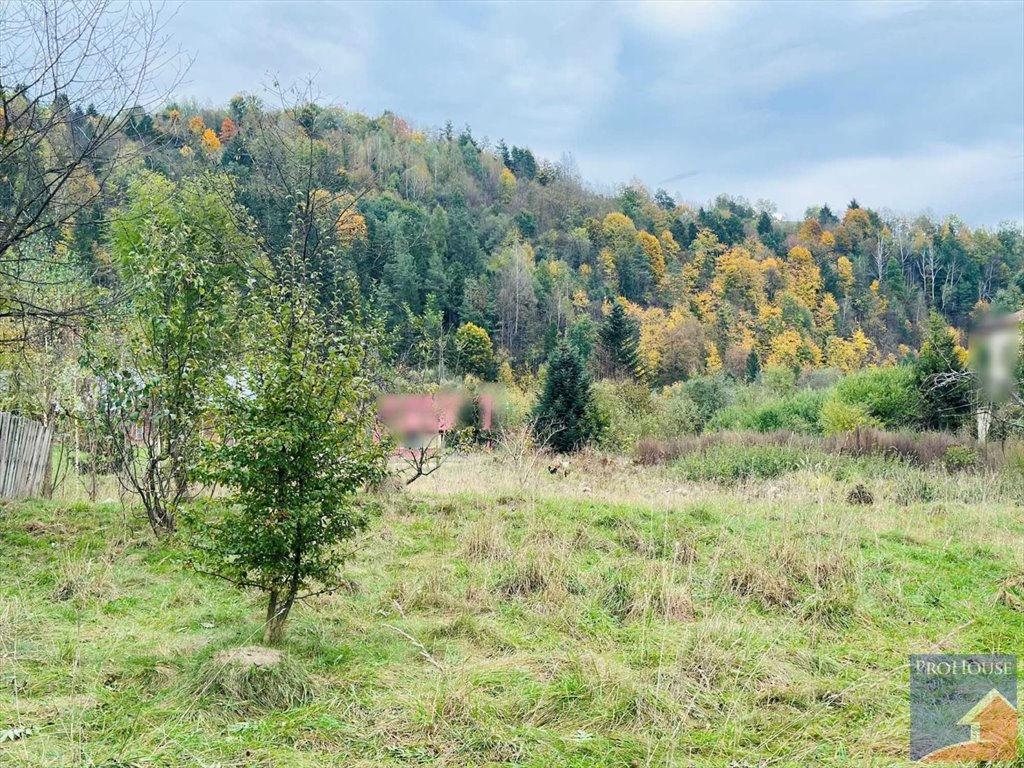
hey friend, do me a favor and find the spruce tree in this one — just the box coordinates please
[534,341,599,453]
[916,312,971,431]
[744,349,761,383]
[599,300,643,379]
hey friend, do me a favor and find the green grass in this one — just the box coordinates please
[2,457,1023,766]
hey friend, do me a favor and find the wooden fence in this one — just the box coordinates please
[0,412,54,499]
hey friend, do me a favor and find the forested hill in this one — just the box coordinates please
[37,98,1024,382]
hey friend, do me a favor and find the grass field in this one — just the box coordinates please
[2,449,1024,766]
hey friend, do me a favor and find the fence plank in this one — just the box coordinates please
[0,411,54,499]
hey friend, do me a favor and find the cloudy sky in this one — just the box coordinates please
[164,0,1023,225]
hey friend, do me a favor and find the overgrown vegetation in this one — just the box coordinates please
[3,451,1024,766]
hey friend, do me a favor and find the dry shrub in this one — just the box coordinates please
[196,647,314,710]
[847,483,874,505]
[824,427,962,465]
[635,430,807,466]
[637,427,975,470]
[459,515,510,561]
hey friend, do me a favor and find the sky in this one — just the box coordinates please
[163,0,1024,226]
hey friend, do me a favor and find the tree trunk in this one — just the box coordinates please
[263,587,296,645]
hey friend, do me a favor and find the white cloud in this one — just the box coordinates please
[727,141,1024,224]
[621,0,741,39]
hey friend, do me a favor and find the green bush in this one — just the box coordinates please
[685,374,731,431]
[820,398,879,436]
[835,366,920,429]
[762,364,797,395]
[659,383,701,438]
[707,390,827,434]
[943,445,978,472]
[675,444,819,483]
[593,380,701,449]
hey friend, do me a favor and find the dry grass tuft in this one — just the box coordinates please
[728,560,799,608]
[996,573,1024,611]
[459,515,510,561]
[388,569,460,613]
[726,538,859,618]
[0,597,25,653]
[50,552,116,605]
[195,646,315,710]
[496,536,575,601]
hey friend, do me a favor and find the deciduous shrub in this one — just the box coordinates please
[943,445,978,472]
[708,390,827,434]
[820,399,878,436]
[834,365,920,429]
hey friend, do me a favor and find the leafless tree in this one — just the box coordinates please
[398,427,474,486]
[0,0,184,324]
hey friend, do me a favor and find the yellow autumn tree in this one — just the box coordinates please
[836,256,854,297]
[188,115,206,135]
[815,292,839,335]
[499,167,516,205]
[598,247,617,286]
[824,329,873,372]
[786,246,822,309]
[602,211,637,249]
[711,246,764,311]
[659,230,681,264]
[850,328,874,366]
[705,342,723,374]
[200,128,221,152]
[766,329,819,369]
[798,219,823,245]
[638,231,666,287]
[309,190,367,246]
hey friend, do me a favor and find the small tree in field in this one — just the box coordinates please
[534,341,600,453]
[191,283,388,644]
[96,171,260,535]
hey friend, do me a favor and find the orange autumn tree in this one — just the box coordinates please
[219,117,238,140]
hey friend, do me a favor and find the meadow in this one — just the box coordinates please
[3,442,1024,767]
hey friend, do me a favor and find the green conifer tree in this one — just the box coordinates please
[534,341,600,453]
[916,312,971,431]
[599,300,643,380]
[744,349,761,383]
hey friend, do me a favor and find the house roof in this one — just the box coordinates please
[957,688,1016,725]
